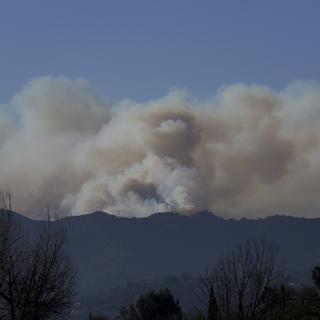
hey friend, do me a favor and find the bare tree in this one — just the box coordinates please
[0,189,76,320]
[198,240,281,320]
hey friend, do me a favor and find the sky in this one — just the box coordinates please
[1,1,320,219]
[1,0,320,103]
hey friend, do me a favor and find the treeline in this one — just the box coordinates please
[90,241,320,320]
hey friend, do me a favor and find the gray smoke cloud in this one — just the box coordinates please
[1,76,320,218]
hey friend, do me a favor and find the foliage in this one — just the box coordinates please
[115,288,182,320]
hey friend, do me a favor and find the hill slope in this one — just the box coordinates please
[15,211,320,294]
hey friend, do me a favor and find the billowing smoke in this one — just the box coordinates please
[1,76,320,218]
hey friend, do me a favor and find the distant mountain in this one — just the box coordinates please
[14,211,320,295]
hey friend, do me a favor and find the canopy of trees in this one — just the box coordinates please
[115,288,182,320]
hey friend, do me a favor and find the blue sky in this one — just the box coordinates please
[1,0,320,102]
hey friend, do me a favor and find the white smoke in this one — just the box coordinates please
[1,76,320,218]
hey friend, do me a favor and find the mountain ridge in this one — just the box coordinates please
[3,210,320,295]
[13,209,320,222]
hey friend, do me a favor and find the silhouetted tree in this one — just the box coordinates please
[207,285,218,320]
[198,240,281,320]
[89,312,110,320]
[116,288,182,320]
[313,266,320,293]
[0,188,76,320]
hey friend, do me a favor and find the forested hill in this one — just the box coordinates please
[14,211,320,295]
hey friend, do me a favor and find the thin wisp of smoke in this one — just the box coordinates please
[1,76,320,218]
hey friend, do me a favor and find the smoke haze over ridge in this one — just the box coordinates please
[1,76,320,218]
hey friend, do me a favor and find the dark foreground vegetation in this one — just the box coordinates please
[1,189,320,319]
[87,242,320,320]
[0,189,76,320]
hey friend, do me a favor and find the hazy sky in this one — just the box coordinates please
[2,1,320,218]
[1,0,320,103]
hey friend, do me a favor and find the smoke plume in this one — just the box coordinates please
[1,76,320,218]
